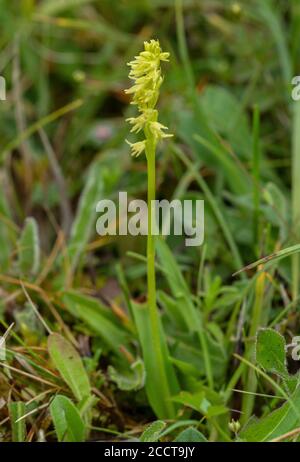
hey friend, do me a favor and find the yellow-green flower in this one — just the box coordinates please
[125,139,146,157]
[125,39,172,157]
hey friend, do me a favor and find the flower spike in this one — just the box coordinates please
[125,39,172,156]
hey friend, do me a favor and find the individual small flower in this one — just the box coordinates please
[126,108,156,134]
[125,139,146,157]
[228,419,241,435]
[149,121,173,141]
[126,110,151,133]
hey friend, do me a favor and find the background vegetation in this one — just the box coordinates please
[0,0,300,442]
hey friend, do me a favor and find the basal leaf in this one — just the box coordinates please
[48,333,91,401]
[50,395,85,442]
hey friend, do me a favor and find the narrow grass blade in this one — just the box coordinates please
[233,243,300,276]
[9,401,26,442]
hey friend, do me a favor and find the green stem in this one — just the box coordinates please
[146,138,174,418]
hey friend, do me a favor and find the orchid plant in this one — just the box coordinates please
[125,40,175,417]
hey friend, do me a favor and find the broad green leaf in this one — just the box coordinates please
[9,401,26,442]
[50,395,85,442]
[172,390,206,412]
[256,328,287,377]
[108,359,145,391]
[240,386,300,442]
[175,427,207,442]
[48,333,91,401]
[18,217,40,277]
[172,390,227,418]
[62,291,130,355]
[140,420,166,442]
